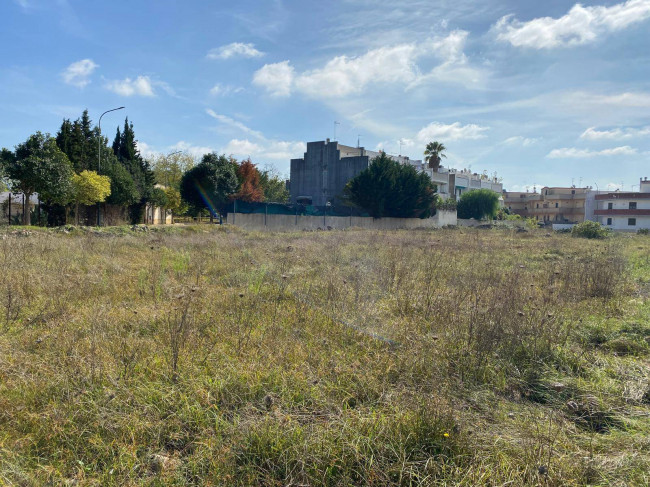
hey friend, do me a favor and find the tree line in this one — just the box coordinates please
[0,110,289,226]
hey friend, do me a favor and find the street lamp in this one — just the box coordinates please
[97,106,125,226]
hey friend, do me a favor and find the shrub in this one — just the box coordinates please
[638,228,649,235]
[435,196,457,211]
[456,189,500,220]
[571,221,610,239]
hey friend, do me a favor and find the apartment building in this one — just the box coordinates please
[290,140,416,206]
[503,187,591,224]
[404,161,503,200]
[592,178,650,231]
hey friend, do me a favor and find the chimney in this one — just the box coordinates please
[326,138,330,144]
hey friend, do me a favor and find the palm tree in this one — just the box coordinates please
[424,141,446,172]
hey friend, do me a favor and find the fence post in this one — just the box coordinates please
[265,203,268,227]
[8,193,11,225]
[233,200,236,225]
[350,206,352,228]
[295,205,297,226]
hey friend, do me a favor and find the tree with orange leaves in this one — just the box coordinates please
[233,159,264,202]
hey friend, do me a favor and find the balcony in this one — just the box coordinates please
[594,209,650,216]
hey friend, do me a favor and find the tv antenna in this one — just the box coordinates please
[334,121,340,140]
[357,134,361,148]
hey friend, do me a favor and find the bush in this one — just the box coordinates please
[435,196,457,211]
[456,189,500,220]
[638,228,649,235]
[571,221,610,239]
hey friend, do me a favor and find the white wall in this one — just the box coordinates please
[228,210,457,232]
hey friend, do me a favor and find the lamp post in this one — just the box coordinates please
[97,106,125,226]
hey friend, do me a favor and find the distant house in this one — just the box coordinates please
[503,187,591,224]
[404,161,503,200]
[1,192,39,224]
[592,178,650,231]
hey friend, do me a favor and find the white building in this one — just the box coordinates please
[593,178,650,231]
[403,160,503,199]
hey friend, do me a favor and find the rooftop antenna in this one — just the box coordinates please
[357,134,361,148]
[334,121,340,141]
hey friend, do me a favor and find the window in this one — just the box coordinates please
[555,202,559,208]
[607,202,613,209]
[571,190,575,194]
[536,203,539,208]
[607,218,612,225]
[629,202,637,209]
[628,218,636,226]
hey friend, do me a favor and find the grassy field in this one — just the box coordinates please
[0,224,649,486]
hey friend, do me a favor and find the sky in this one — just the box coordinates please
[1,0,649,192]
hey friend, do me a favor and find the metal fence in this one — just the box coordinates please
[227,200,370,217]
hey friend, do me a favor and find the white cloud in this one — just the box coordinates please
[503,136,540,147]
[294,43,420,98]
[580,126,650,140]
[170,141,214,159]
[209,84,244,96]
[61,59,98,88]
[415,122,489,142]
[547,146,638,158]
[207,42,264,60]
[105,76,155,97]
[252,61,295,97]
[252,31,484,98]
[494,0,650,49]
[135,141,157,159]
[222,139,305,160]
[205,109,264,139]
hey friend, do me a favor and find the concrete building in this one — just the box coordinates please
[592,178,650,231]
[290,140,413,206]
[290,139,503,206]
[503,187,591,224]
[405,160,502,199]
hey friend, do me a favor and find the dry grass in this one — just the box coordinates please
[0,224,648,486]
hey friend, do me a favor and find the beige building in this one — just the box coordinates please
[503,187,591,224]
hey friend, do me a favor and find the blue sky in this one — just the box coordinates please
[1,0,649,192]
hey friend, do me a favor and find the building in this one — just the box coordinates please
[503,187,591,224]
[405,161,502,199]
[592,178,650,231]
[290,140,413,206]
[1,192,39,224]
[290,139,503,206]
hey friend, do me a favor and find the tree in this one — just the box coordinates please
[424,141,446,172]
[343,152,436,218]
[0,149,10,192]
[232,159,264,202]
[151,152,195,190]
[164,187,183,223]
[179,153,238,222]
[112,118,155,223]
[259,167,289,203]
[456,189,500,220]
[2,132,73,225]
[104,160,140,207]
[71,170,111,224]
